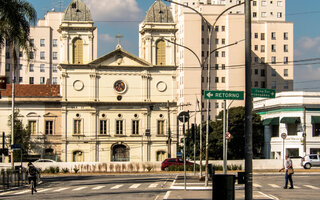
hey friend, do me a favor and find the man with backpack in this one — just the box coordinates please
[27,162,40,192]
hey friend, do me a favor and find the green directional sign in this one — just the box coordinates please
[252,88,276,98]
[204,90,244,100]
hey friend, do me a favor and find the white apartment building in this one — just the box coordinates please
[0,0,97,85]
[171,0,293,121]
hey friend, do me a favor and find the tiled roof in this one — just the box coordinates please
[0,84,60,97]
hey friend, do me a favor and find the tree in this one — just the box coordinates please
[8,110,31,162]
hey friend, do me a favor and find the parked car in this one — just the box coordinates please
[34,159,56,163]
[301,154,320,169]
[161,158,194,171]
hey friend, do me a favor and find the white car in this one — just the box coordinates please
[301,154,320,169]
[34,159,56,163]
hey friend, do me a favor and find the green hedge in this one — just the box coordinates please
[166,164,242,171]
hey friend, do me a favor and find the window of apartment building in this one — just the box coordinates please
[40,64,45,72]
[30,51,34,59]
[5,64,10,72]
[261,33,265,40]
[215,26,219,32]
[271,32,276,40]
[6,77,10,84]
[19,51,23,57]
[53,39,58,47]
[6,52,10,59]
[284,32,288,40]
[45,121,53,135]
[53,52,58,60]
[254,45,258,51]
[222,39,225,45]
[253,1,257,6]
[201,25,204,31]
[222,26,225,32]
[201,77,204,83]
[29,39,34,47]
[53,64,57,72]
[52,77,57,85]
[116,120,124,135]
[261,12,267,18]
[253,12,257,18]
[270,12,274,16]
[284,57,289,64]
[254,69,258,75]
[271,124,280,137]
[74,119,81,135]
[221,51,225,57]
[29,64,34,72]
[40,51,45,60]
[215,38,219,44]
[221,64,226,70]
[261,81,266,88]
[271,81,276,89]
[261,1,267,6]
[157,120,165,135]
[206,38,209,44]
[202,38,204,44]
[215,51,219,57]
[277,12,282,18]
[271,69,276,76]
[254,57,259,63]
[254,33,258,39]
[29,77,34,84]
[40,39,45,47]
[271,44,276,52]
[261,57,265,63]
[284,69,288,76]
[19,77,23,83]
[215,102,219,108]
[261,69,265,77]
[222,77,225,83]
[287,123,298,136]
[284,44,288,52]
[202,51,204,57]
[215,64,219,70]
[215,77,219,83]
[284,81,289,89]
[271,56,276,64]
[19,64,22,70]
[132,120,139,135]
[100,120,107,135]
[312,120,320,137]
[254,81,259,87]
[29,121,37,135]
[260,45,265,52]
[40,77,45,84]
[277,1,283,6]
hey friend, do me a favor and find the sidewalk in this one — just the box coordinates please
[163,175,274,200]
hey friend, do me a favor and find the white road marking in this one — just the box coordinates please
[294,186,300,189]
[92,186,106,190]
[304,185,319,190]
[14,190,29,195]
[73,186,87,191]
[111,184,123,189]
[268,184,280,188]
[129,184,141,189]
[253,183,262,188]
[149,183,158,188]
[163,191,171,200]
[0,191,13,196]
[54,187,69,192]
[257,191,280,200]
[37,188,51,193]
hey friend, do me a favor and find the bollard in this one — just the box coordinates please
[212,174,235,200]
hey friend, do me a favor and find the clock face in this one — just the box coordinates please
[114,80,127,93]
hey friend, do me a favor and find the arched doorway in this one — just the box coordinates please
[73,38,83,64]
[73,150,84,162]
[156,40,166,65]
[111,144,129,162]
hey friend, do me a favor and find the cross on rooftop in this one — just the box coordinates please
[116,33,123,46]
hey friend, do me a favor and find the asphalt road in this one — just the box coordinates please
[0,174,176,200]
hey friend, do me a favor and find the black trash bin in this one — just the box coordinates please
[212,174,235,200]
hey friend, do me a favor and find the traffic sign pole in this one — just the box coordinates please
[223,100,227,174]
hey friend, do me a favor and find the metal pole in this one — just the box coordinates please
[223,99,227,174]
[2,132,5,163]
[183,115,186,190]
[245,0,253,199]
[177,117,179,154]
[167,101,171,158]
[11,64,15,168]
[303,106,306,155]
[194,99,197,175]
[282,138,285,168]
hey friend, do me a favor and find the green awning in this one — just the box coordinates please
[280,117,301,124]
[311,116,320,124]
[263,117,279,126]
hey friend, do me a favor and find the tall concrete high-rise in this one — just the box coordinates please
[171,0,293,121]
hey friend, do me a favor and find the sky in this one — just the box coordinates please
[25,0,320,91]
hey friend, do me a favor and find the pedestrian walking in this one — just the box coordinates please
[279,155,294,189]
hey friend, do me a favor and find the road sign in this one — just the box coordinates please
[11,144,21,150]
[281,133,287,140]
[204,90,244,100]
[178,111,189,123]
[252,88,276,98]
[226,132,232,140]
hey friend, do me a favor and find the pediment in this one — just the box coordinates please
[26,112,40,117]
[89,48,152,68]
[43,112,57,117]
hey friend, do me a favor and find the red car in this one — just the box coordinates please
[161,158,194,170]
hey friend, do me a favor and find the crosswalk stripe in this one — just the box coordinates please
[73,187,87,191]
[304,185,319,190]
[253,183,262,188]
[149,183,158,188]
[54,187,70,192]
[294,186,300,189]
[0,191,13,196]
[92,186,106,190]
[14,189,29,195]
[111,184,123,189]
[129,184,141,189]
[268,184,280,188]
[37,188,51,193]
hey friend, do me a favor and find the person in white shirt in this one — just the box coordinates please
[279,155,294,189]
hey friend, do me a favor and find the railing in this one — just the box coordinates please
[0,168,28,191]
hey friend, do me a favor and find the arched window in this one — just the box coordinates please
[156,151,166,161]
[73,38,83,64]
[112,144,129,162]
[73,150,84,162]
[156,40,166,66]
